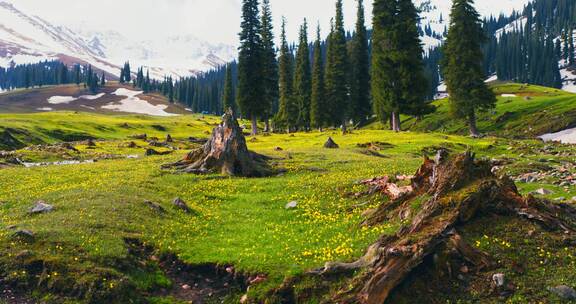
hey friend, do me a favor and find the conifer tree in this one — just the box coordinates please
[325,0,350,132]
[222,63,237,114]
[371,0,399,130]
[260,0,278,132]
[442,0,496,137]
[293,19,312,130]
[237,0,265,135]
[310,24,326,131]
[276,18,297,131]
[349,0,371,125]
[397,0,433,120]
[101,72,105,86]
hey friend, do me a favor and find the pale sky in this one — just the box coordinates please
[14,0,372,46]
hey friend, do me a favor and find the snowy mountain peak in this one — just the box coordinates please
[0,1,234,79]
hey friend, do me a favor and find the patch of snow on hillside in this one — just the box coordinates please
[103,88,178,117]
[47,96,78,104]
[540,128,576,144]
[37,107,53,111]
[501,94,517,98]
[79,93,106,100]
[560,68,576,93]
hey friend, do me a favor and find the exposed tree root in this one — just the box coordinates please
[310,151,576,304]
[162,110,273,177]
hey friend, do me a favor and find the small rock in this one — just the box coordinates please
[492,273,505,287]
[548,285,576,300]
[324,137,339,149]
[144,201,165,213]
[29,201,54,214]
[274,147,283,151]
[129,134,147,140]
[12,229,34,242]
[85,139,96,147]
[531,188,553,195]
[181,284,190,290]
[240,294,248,304]
[173,198,192,213]
[285,201,298,209]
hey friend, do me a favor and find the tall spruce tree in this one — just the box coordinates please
[442,0,496,137]
[223,63,237,115]
[276,18,297,131]
[293,19,312,130]
[371,0,399,130]
[372,0,431,131]
[325,0,350,132]
[396,0,432,120]
[237,0,265,135]
[260,0,278,132]
[349,0,371,125]
[310,24,326,131]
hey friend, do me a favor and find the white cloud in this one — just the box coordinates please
[12,0,371,46]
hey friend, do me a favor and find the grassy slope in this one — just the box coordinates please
[367,83,576,138]
[0,84,574,303]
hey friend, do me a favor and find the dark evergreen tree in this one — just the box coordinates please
[293,19,312,130]
[310,24,326,131]
[325,0,350,132]
[237,0,265,135]
[260,0,278,132]
[276,18,297,131]
[222,63,237,114]
[349,0,371,125]
[371,0,399,130]
[442,0,496,137]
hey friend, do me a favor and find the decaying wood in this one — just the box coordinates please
[162,110,272,177]
[311,151,576,304]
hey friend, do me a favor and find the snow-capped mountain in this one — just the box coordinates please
[0,1,235,79]
[415,0,532,50]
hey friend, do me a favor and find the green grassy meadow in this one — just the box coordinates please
[0,83,575,303]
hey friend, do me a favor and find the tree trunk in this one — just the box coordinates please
[468,111,479,137]
[391,112,401,132]
[251,115,258,136]
[263,119,270,133]
[395,112,401,132]
[162,109,272,177]
[341,118,348,134]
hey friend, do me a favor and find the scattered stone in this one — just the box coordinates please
[85,139,96,147]
[28,201,54,214]
[144,201,165,213]
[492,273,506,288]
[129,134,147,140]
[181,284,191,290]
[12,229,34,242]
[548,285,576,300]
[240,294,248,304]
[285,201,298,209]
[531,188,553,195]
[172,197,192,213]
[15,250,32,260]
[324,137,339,149]
[145,149,172,156]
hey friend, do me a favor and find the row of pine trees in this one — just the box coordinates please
[0,61,104,93]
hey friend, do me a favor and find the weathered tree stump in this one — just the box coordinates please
[162,110,272,177]
[309,151,576,304]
